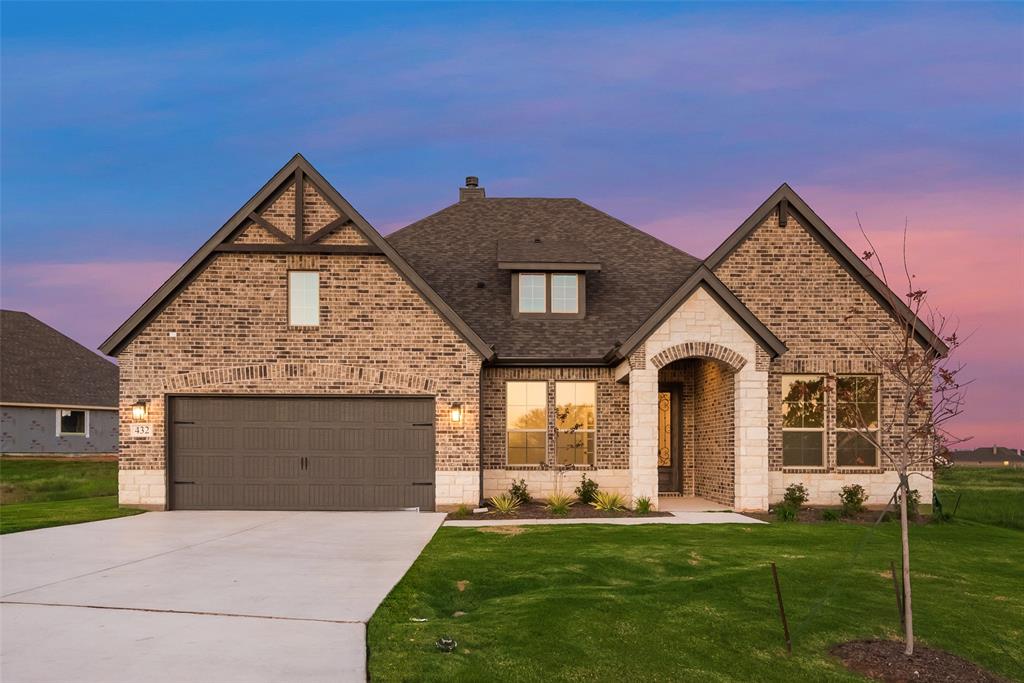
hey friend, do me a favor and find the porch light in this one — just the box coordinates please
[131,400,149,422]
[449,402,463,423]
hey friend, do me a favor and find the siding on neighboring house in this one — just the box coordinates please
[1,406,118,455]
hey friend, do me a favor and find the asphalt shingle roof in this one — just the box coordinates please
[0,310,118,407]
[387,198,702,360]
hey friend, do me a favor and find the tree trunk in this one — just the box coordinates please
[900,478,914,655]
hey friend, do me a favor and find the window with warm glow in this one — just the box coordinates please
[555,381,596,465]
[506,381,547,465]
[836,375,880,467]
[782,375,825,467]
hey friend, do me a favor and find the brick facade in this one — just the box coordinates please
[117,185,483,508]
[713,207,933,505]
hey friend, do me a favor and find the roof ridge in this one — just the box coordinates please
[3,310,115,366]
[568,198,702,264]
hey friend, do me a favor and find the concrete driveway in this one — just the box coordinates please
[1,511,445,683]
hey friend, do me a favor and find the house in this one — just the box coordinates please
[100,155,946,511]
[948,446,1024,468]
[1,310,119,456]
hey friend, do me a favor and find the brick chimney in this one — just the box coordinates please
[459,176,486,202]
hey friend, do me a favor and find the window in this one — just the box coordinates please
[507,381,547,464]
[781,375,825,467]
[518,273,546,313]
[836,375,880,467]
[57,409,88,436]
[288,271,320,326]
[514,273,582,316]
[551,274,579,314]
[556,381,596,465]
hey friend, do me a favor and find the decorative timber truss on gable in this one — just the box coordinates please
[99,154,495,359]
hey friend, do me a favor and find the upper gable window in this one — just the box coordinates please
[513,273,583,318]
[288,271,320,326]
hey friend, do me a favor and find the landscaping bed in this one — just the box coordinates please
[748,506,930,525]
[831,639,1009,682]
[448,501,672,521]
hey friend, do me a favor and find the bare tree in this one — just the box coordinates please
[842,218,968,656]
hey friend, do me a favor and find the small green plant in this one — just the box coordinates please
[590,490,626,512]
[774,504,797,522]
[783,483,809,510]
[575,474,600,504]
[839,484,867,516]
[545,492,575,517]
[634,496,653,516]
[900,488,921,516]
[451,504,472,519]
[489,493,521,515]
[508,478,531,505]
[822,508,841,522]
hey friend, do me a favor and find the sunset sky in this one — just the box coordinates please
[2,2,1021,448]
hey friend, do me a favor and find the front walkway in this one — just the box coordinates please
[1,510,444,683]
[444,510,763,527]
[657,495,732,512]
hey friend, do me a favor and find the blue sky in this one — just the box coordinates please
[1,2,1022,445]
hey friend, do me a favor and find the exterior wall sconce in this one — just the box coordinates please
[131,400,149,422]
[449,402,463,423]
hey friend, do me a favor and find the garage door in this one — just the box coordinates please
[169,396,435,511]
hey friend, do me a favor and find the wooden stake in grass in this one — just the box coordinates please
[770,562,792,655]
[890,560,905,628]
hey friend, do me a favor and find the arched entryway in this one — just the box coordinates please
[652,343,744,506]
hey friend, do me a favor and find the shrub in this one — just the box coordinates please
[783,483,809,510]
[774,504,797,522]
[451,504,472,519]
[634,496,654,516]
[545,492,575,517]
[590,490,626,512]
[575,474,600,504]
[489,493,521,515]
[822,508,841,522]
[900,488,922,516]
[508,478,532,505]
[839,484,867,516]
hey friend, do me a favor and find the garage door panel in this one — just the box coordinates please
[170,397,435,511]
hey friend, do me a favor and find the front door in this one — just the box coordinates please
[657,386,681,492]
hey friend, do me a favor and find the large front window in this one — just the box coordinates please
[506,381,547,464]
[782,375,825,467]
[555,381,596,465]
[836,375,880,467]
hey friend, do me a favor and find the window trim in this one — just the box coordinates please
[56,409,89,437]
[835,374,881,469]
[288,270,320,327]
[511,272,586,319]
[505,380,548,466]
[555,380,597,466]
[781,374,826,469]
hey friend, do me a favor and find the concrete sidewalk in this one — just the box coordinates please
[444,511,765,527]
[1,510,445,683]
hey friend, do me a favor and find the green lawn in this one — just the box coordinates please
[369,473,1024,682]
[0,458,143,534]
[935,467,1024,530]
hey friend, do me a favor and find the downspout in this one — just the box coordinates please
[478,365,485,507]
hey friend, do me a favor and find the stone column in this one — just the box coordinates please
[629,367,659,503]
[733,364,769,511]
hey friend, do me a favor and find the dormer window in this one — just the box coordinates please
[512,272,584,318]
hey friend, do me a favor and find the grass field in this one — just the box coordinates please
[0,458,143,534]
[935,467,1024,530]
[369,469,1024,682]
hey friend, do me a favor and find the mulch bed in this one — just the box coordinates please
[747,507,929,525]
[831,639,1008,683]
[447,501,672,521]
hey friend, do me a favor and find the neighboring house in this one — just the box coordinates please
[101,155,946,511]
[948,446,1024,468]
[1,310,119,456]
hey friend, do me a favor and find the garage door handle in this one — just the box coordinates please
[412,482,433,486]
[174,481,196,485]
[174,421,195,425]
[411,422,433,427]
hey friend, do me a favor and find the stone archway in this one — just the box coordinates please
[650,341,747,373]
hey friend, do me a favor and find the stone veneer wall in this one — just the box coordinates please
[480,366,630,500]
[117,184,483,509]
[713,207,933,506]
[636,286,770,511]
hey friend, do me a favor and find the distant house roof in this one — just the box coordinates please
[0,310,118,408]
[949,446,1024,464]
[387,197,703,361]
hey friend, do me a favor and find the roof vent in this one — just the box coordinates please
[460,176,486,202]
